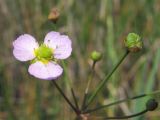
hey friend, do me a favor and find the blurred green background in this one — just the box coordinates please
[0,0,160,120]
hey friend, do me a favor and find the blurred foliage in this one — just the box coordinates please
[0,0,160,120]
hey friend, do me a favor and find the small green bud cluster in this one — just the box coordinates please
[124,33,143,52]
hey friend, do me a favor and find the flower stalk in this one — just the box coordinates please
[51,80,80,115]
[85,50,130,109]
[81,60,96,110]
[83,90,160,114]
[71,88,80,110]
[97,98,158,119]
[84,94,146,113]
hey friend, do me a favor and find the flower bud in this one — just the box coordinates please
[91,51,102,62]
[48,8,60,23]
[146,99,158,111]
[124,33,142,52]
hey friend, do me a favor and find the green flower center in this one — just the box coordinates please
[34,44,53,62]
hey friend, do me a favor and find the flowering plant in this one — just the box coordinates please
[12,12,160,120]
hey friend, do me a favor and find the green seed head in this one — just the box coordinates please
[124,33,142,52]
[35,44,53,61]
[91,51,102,62]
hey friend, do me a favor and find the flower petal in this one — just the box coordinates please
[28,61,63,80]
[44,31,72,59]
[13,34,39,61]
[44,31,60,49]
[54,35,72,59]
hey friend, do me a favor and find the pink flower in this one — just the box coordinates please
[13,31,72,80]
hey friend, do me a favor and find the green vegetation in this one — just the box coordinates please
[0,0,160,119]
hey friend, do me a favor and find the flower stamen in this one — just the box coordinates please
[34,44,54,63]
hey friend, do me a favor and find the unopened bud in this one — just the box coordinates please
[146,99,158,111]
[124,33,142,52]
[91,51,102,62]
[48,8,60,23]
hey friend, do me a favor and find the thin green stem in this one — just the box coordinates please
[84,90,160,113]
[147,90,160,96]
[62,61,79,111]
[85,61,96,94]
[81,61,96,110]
[71,88,80,110]
[85,51,129,109]
[51,81,80,115]
[84,94,146,113]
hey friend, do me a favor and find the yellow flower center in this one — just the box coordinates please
[34,44,53,63]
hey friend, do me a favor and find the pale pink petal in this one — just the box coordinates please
[54,35,72,59]
[13,34,39,61]
[28,61,63,80]
[44,31,72,59]
[44,31,60,49]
